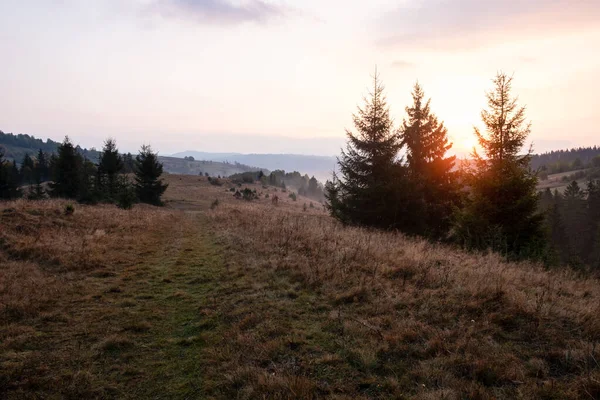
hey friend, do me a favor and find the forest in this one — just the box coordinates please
[0,137,167,208]
[326,71,600,271]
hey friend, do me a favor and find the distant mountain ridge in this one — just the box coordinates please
[171,151,337,182]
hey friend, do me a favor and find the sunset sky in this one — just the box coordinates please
[1,0,599,156]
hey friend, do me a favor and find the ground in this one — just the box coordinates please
[2,175,600,399]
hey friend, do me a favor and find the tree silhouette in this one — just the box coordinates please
[326,70,408,229]
[134,145,168,206]
[400,82,459,238]
[454,73,545,259]
[49,137,82,199]
[98,138,124,201]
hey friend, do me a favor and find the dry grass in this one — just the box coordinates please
[3,175,600,399]
[0,198,188,398]
[204,197,600,398]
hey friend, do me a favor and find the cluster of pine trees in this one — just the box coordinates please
[267,170,324,201]
[326,71,572,264]
[0,137,168,207]
[540,181,600,268]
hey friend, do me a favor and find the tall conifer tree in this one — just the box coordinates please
[325,71,407,229]
[134,145,168,206]
[0,147,21,199]
[98,138,124,201]
[400,82,459,238]
[49,137,82,199]
[453,73,545,259]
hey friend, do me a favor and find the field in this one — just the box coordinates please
[2,175,600,399]
[537,169,591,192]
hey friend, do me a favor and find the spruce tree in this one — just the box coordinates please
[28,154,46,200]
[49,137,82,199]
[36,149,50,182]
[20,153,35,185]
[98,138,124,201]
[453,72,545,259]
[325,71,407,230]
[400,82,459,238]
[544,190,568,265]
[585,180,600,264]
[0,147,21,200]
[562,180,587,265]
[134,145,168,206]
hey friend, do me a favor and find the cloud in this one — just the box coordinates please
[378,0,600,50]
[149,0,288,25]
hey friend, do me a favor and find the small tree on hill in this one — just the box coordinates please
[20,153,35,185]
[0,147,21,200]
[49,137,82,199]
[36,149,50,182]
[134,145,168,206]
[453,73,545,259]
[98,138,124,201]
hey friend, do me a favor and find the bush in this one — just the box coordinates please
[209,178,223,186]
[64,204,75,216]
[242,188,256,201]
[117,185,137,210]
[211,199,220,209]
[289,192,297,201]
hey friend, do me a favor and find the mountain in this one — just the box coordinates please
[171,151,337,182]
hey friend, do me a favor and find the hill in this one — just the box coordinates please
[157,156,268,177]
[2,175,599,399]
[531,146,600,173]
[0,130,100,162]
[171,151,337,183]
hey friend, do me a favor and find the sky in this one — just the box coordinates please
[1,0,599,156]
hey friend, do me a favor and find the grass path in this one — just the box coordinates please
[2,211,230,399]
[98,213,228,399]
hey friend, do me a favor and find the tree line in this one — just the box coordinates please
[0,137,168,207]
[326,71,600,269]
[540,181,600,268]
[532,146,600,175]
[229,170,325,202]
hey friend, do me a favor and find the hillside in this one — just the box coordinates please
[171,151,337,183]
[2,175,599,399]
[158,156,268,177]
[0,131,100,162]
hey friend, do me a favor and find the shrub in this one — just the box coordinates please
[117,184,137,210]
[289,192,297,201]
[64,204,75,216]
[211,199,220,209]
[242,188,256,201]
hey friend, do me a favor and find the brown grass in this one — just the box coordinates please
[203,196,600,398]
[2,175,600,399]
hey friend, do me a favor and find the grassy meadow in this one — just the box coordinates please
[2,174,600,399]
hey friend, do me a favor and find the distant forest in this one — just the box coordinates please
[0,130,100,162]
[2,130,598,176]
[531,146,600,174]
